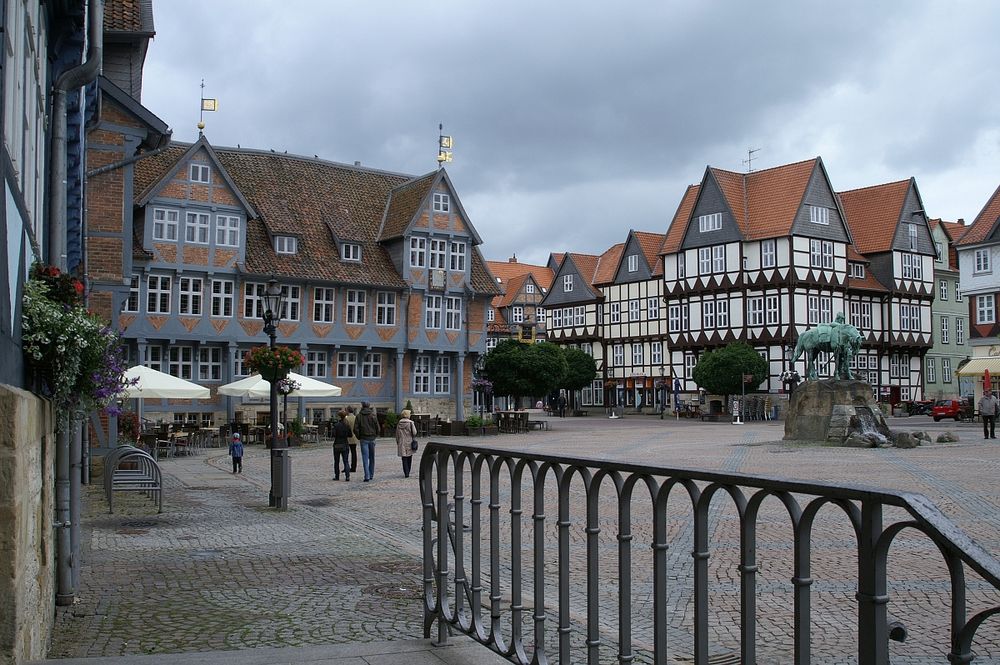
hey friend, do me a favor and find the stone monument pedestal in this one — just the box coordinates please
[784,379,892,446]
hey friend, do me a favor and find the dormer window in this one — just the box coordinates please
[275,236,298,254]
[433,193,450,212]
[809,206,830,225]
[190,163,210,183]
[342,243,361,261]
[850,262,865,278]
[698,213,722,232]
[627,254,639,272]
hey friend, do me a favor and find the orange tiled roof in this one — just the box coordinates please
[743,158,818,240]
[941,220,968,242]
[847,245,867,262]
[837,179,911,254]
[497,273,530,308]
[633,231,666,276]
[956,184,1000,246]
[485,259,554,291]
[848,270,889,292]
[660,184,700,255]
[593,243,624,285]
[104,0,144,32]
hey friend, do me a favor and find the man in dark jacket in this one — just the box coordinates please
[356,402,380,481]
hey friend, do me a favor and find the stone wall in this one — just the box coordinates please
[0,385,55,665]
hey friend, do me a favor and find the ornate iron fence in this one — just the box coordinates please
[420,441,1000,664]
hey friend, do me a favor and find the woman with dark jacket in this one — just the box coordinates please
[394,409,418,478]
[332,410,352,481]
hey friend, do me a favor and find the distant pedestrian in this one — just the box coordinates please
[395,409,418,478]
[355,401,380,482]
[557,392,567,418]
[980,391,999,440]
[344,405,359,472]
[332,410,351,481]
[228,432,244,474]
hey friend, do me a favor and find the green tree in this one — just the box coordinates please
[561,347,597,393]
[691,342,767,399]
[483,340,567,407]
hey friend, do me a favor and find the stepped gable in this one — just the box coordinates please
[956,184,1000,246]
[837,179,911,254]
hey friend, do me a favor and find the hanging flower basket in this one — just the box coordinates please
[244,345,304,382]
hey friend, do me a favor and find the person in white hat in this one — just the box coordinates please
[228,432,244,474]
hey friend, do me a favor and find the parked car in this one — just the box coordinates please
[932,399,963,422]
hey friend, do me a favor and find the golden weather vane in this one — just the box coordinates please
[198,79,218,134]
[437,123,453,168]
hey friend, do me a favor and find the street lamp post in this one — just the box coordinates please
[261,278,290,510]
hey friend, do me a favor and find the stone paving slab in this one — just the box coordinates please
[39,412,1000,664]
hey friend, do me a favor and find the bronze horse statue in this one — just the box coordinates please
[790,314,863,380]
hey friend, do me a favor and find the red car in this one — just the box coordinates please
[932,399,963,422]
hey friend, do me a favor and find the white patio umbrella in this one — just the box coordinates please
[217,372,342,398]
[123,365,211,399]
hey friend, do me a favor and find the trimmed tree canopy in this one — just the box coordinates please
[562,347,598,392]
[691,342,768,397]
[483,340,567,403]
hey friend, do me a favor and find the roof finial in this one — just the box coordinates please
[199,78,217,135]
[437,123,453,169]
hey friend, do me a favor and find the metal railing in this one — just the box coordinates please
[420,442,1000,664]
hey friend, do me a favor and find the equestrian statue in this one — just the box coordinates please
[789,312,863,380]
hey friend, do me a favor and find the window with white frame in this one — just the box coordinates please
[820,296,832,323]
[651,341,662,365]
[306,351,327,378]
[413,355,431,393]
[678,258,686,279]
[685,353,697,379]
[629,299,640,322]
[525,283,535,294]
[274,236,297,254]
[410,237,426,267]
[717,299,730,327]
[429,238,447,269]
[612,344,624,367]
[574,306,585,326]
[337,351,358,378]
[189,163,210,183]
[698,212,722,232]
[975,248,991,273]
[703,300,716,328]
[810,240,823,268]
[942,358,953,383]
[124,275,140,313]
[712,245,725,273]
[761,239,776,268]
[647,297,659,320]
[449,242,467,271]
[279,285,301,321]
[233,349,248,376]
[809,206,829,225]
[178,277,202,315]
[152,208,179,241]
[376,291,396,326]
[313,287,335,323]
[939,280,948,300]
[511,305,523,324]
[425,295,442,328]
[956,282,963,302]
[435,356,451,393]
[147,275,172,314]
[144,346,163,372]
[699,247,711,275]
[850,262,865,278]
[627,254,639,272]
[940,315,949,343]
[208,279,233,317]
[668,304,682,332]
[935,241,943,262]
[977,295,995,324]
[909,304,921,331]
[956,317,965,344]
[926,357,936,383]
[363,352,382,378]
[908,224,918,250]
[610,302,621,324]
[890,354,904,379]
[445,297,462,330]
[243,282,266,320]
[536,307,545,325]
[168,346,194,380]
[552,308,564,328]
[184,212,209,244]
[900,386,911,401]
[563,274,573,292]
[822,241,834,269]
[346,289,366,324]
[215,215,240,246]
[342,243,361,261]
[487,307,495,323]
[582,342,593,356]
[632,345,643,365]
[433,192,450,212]
[198,347,223,381]
[748,296,764,327]
[808,295,820,324]
[765,295,779,325]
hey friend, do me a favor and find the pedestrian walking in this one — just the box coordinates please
[980,391,999,440]
[332,410,351,481]
[344,405,359,472]
[228,432,244,474]
[355,401,380,482]
[557,391,567,418]
[395,409,418,478]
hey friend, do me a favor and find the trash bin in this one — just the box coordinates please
[709,400,723,415]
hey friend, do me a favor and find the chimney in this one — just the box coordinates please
[354,161,361,166]
[508,253,518,263]
[958,218,965,225]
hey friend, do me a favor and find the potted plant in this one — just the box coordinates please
[465,414,484,436]
[244,345,304,381]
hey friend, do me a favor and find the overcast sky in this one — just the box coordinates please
[142,1,1000,266]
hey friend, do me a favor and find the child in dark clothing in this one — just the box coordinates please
[229,432,244,474]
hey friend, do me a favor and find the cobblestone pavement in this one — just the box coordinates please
[45,414,1000,664]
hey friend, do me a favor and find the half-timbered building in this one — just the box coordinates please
[484,256,554,348]
[926,218,973,398]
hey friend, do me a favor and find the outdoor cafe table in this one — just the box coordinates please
[496,411,528,433]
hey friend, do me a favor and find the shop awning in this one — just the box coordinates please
[957,357,1000,376]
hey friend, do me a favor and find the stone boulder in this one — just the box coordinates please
[911,431,933,444]
[894,432,920,449]
[936,431,960,443]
